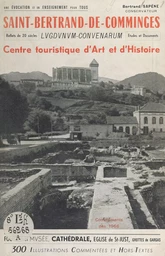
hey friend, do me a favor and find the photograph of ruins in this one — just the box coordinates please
[1,59,165,229]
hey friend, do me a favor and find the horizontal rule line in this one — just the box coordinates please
[3,9,88,11]
[4,243,162,245]
[33,233,161,236]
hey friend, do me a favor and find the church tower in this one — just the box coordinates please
[89,59,99,83]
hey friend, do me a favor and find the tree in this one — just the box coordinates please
[87,86,106,101]
[27,93,52,110]
[36,89,42,96]
[99,81,105,88]
[37,98,52,110]
[52,117,66,131]
[51,111,68,131]
[105,107,120,116]
[27,93,39,107]
[0,78,28,136]
[64,90,74,98]
[24,109,51,134]
[124,94,146,106]
[87,113,106,124]
[118,84,124,90]
[18,82,36,95]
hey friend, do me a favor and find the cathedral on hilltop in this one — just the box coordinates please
[52,59,99,85]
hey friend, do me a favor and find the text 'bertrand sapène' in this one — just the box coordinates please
[3,16,160,29]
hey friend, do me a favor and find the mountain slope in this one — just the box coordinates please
[0,71,52,82]
[99,77,119,84]
[116,72,165,93]
[1,72,118,84]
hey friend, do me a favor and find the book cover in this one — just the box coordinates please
[0,0,165,255]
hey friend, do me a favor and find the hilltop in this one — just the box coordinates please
[116,72,165,93]
[0,71,52,82]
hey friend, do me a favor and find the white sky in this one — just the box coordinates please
[0,0,165,81]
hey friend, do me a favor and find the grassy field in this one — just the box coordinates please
[66,100,135,115]
[42,95,135,116]
[43,96,84,109]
